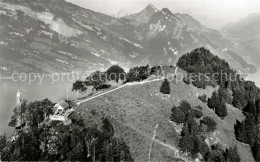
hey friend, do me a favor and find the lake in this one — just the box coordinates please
[246,71,260,87]
[0,77,78,137]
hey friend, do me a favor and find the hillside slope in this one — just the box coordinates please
[76,67,254,161]
[221,12,260,67]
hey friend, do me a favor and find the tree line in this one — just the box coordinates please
[171,100,240,161]
[177,47,260,160]
[0,99,133,161]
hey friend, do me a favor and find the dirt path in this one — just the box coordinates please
[76,78,164,106]
[148,124,159,161]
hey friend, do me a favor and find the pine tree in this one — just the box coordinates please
[207,91,219,110]
[215,101,228,119]
[225,146,240,162]
[160,79,171,95]
[252,139,260,161]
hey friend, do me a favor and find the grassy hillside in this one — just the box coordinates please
[75,66,254,161]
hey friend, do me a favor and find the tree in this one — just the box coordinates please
[215,101,228,119]
[85,71,105,87]
[2,105,133,161]
[0,134,7,155]
[171,106,186,124]
[243,100,257,117]
[126,67,142,82]
[210,144,225,162]
[232,89,247,109]
[106,65,125,82]
[234,114,258,145]
[126,65,149,82]
[252,139,260,161]
[160,79,171,95]
[208,91,227,119]
[225,146,240,162]
[72,80,87,99]
[207,91,219,110]
[218,87,232,104]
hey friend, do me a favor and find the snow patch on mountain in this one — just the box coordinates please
[118,37,143,48]
[51,18,82,37]
[107,58,118,65]
[91,52,101,57]
[56,58,68,64]
[10,32,24,37]
[58,51,73,56]
[25,28,33,33]
[147,20,166,39]
[100,49,110,55]
[0,41,8,46]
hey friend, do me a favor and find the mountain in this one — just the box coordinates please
[123,4,158,26]
[142,9,256,72]
[0,0,256,77]
[0,0,146,76]
[221,12,260,67]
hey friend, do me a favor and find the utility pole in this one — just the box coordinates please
[67,86,69,102]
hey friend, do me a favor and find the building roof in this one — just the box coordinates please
[56,100,69,109]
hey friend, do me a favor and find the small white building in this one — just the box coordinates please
[54,100,69,115]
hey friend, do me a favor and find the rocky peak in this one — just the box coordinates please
[145,4,158,13]
[161,8,172,15]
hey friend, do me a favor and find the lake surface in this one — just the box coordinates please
[246,71,260,87]
[0,78,78,136]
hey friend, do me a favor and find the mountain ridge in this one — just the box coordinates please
[0,0,256,77]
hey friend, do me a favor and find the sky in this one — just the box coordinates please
[66,0,260,29]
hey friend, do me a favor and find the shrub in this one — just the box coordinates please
[150,66,162,76]
[94,84,111,91]
[198,94,207,103]
[196,105,203,110]
[200,117,217,132]
[183,76,190,84]
[190,109,203,119]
